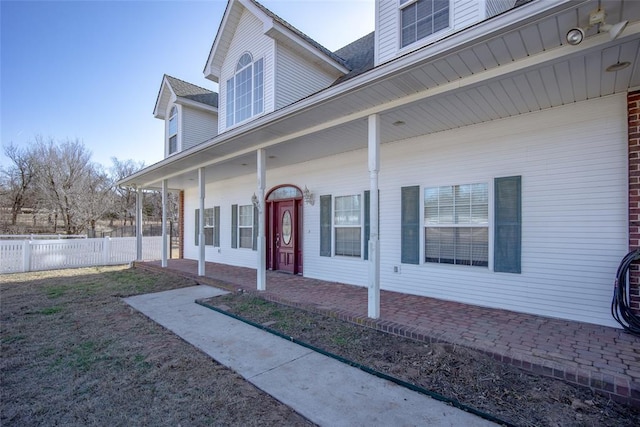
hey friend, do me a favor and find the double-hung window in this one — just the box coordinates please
[204,208,215,246]
[334,195,362,257]
[424,183,489,266]
[238,205,253,249]
[226,53,264,127]
[168,106,178,154]
[400,0,450,48]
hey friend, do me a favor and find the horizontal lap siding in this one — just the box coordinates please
[182,108,217,150]
[275,45,336,110]
[184,174,258,269]
[379,94,627,327]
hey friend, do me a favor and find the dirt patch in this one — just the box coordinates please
[0,267,313,426]
[203,292,640,427]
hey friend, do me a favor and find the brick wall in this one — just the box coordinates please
[628,90,640,314]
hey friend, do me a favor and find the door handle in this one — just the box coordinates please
[275,233,280,249]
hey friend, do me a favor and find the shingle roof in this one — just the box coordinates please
[249,0,349,69]
[165,75,218,108]
[332,32,375,85]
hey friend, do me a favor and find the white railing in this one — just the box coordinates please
[0,234,88,240]
[0,236,164,274]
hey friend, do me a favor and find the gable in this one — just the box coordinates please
[204,0,348,83]
[154,75,218,120]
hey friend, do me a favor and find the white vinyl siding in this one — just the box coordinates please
[219,8,274,133]
[274,44,338,110]
[181,108,217,151]
[376,0,484,65]
[182,95,626,328]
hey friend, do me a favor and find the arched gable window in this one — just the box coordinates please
[226,52,264,127]
[168,106,178,154]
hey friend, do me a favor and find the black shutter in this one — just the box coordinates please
[320,195,332,257]
[494,176,522,273]
[401,186,420,264]
[252,205,258,251]
[364,190,370,260]
[231,204,238,249]
[214,206,220,247]
[195,209,199,246]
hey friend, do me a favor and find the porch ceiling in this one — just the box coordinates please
[125,0,640,190]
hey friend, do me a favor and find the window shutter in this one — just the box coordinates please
[401,186,420,264]
[320,195,332,257]
[252,205,259,251]
[214,206,220,247]
[494,176,521,273]
[195,209,200,246]
[364,191,370,260]
[231,204,238,249]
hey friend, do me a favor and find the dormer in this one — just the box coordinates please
[203,0,350,133]
[153,75,218,158]
[375,0,516,65]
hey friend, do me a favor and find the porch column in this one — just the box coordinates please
[198,167,206,276]
[368,114,381,319]
[257,149,267,291]
[161,179,168,268]
[135,187,143,261]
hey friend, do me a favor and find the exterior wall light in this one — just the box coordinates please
[303,186,314,205]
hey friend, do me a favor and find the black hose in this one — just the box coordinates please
[611,249,640,336]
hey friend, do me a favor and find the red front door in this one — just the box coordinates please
[274,200,296,273]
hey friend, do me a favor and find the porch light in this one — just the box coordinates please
[303,186,315,206]
[566,27,585,45]
[251,193,261,211]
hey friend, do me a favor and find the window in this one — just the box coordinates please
[195,207,220,247]
[400,0,450,48]
[424,183,488,266]
[226,53,264,127]
[204,208,214,246]
[334,195,362,257]
[238,205,253,249]
[168,106,178,154]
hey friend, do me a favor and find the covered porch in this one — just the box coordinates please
[136,258,640,406]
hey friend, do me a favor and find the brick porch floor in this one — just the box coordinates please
[137,259,640,406]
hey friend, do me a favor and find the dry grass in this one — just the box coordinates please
[0,266,312,426]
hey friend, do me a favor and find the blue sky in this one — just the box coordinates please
[0,0,374,170]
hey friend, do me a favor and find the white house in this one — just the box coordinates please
[121,0,640,328]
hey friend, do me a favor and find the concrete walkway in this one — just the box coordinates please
[125,285,496,427]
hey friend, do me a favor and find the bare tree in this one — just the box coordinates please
[110,157,145,226]
[34,137,113,235]
[0,143,37,225]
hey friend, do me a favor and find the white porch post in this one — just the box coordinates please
[135,187,143,261]
[161,179,168,268]
[257,149,267,291]
[198,167,206,276]
[368,114,381,319]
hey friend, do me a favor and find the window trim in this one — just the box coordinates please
[225,52,265,128]
[333,194,363,259]
[423,182,490,268]
[168,105,178,155]
[398,0,452,50]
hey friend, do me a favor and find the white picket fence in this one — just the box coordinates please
[0,236,164,274]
